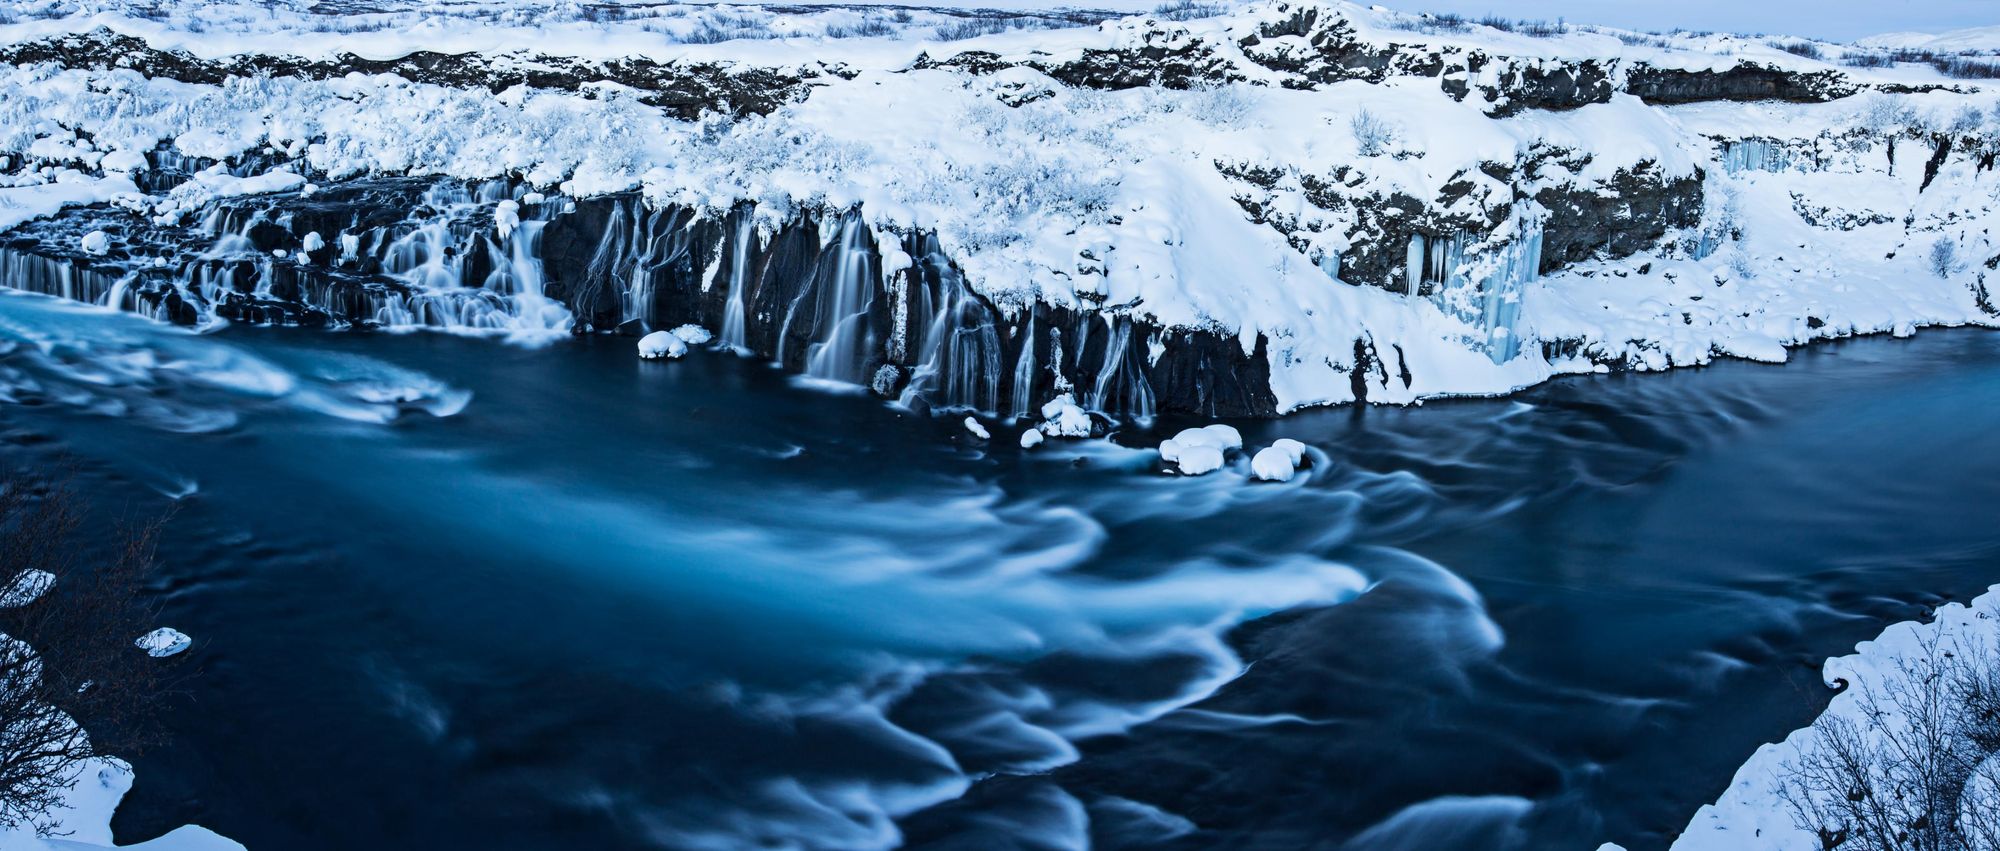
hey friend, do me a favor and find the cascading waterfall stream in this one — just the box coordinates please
[896,236,1003,414]
[803,217,879,384]
[0,178,1251,419]
[1,176,576,337]
[719,210,757,352]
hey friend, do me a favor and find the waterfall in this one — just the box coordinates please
[0,177,575,336]
[896,237,1003,414]
[801,216,879,384]
[719,209,756,351]
[1412,217,1544,363]
[0,178,1230,418]
[1721,139,1798,174]
[1082,315,1156,423]
[1009,315,1038,420]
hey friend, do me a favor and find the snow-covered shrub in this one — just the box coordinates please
[1775,41,1823,61]
[1153,0,1226,22]
[1182,82,1256,128]
[1949,105,1989,138]
[1859,93,1921,138]
[1350,110,1394,158]
[825,17,895,39]
[1930,237,1963,279]
[1778,634,2000,851]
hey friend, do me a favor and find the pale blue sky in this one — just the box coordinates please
[1378,0,1995,42]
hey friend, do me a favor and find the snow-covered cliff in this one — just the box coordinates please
[0,0,1996,417]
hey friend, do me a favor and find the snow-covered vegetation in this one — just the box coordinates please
[1666,587,2000,851]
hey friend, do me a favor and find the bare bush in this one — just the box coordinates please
[1931,238,1964,279]
[1350,110,1394,158]
[0,470,178,834]
[1778,41,1825,60]
[1153,0,1225,22]
[1779,632,2000,851]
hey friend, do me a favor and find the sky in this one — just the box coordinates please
[1374,0,1996,43]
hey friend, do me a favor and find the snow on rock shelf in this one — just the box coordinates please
[0,0,1992,419]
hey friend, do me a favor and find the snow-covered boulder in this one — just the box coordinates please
[670,324,712,345]
[79,230,110,255]
[135,628,190,658]
[1019,429,1044,449]
[1199,424,1243,450]
[1167,425,1242,453]
[494,200,520,240]
[1175,445,1225,476]
[1251,446,1297,482]
[963,417,989,439]
[638,331,687,359]
[300,231,325,254]
[1270,438,1307,465]
[1038,394,1091,438]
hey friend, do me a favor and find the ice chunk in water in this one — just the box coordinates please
[136,628,191,658]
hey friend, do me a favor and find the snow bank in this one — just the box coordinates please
[0,757,243,851]
[1667,586,2000,851]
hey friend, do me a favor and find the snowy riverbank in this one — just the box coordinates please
[0,0,1996,418]
[1627,586,2000,851]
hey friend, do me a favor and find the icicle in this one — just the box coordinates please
[1420,215,1543,364]
[1405,235,1425,297]
[1721,139,1797,175]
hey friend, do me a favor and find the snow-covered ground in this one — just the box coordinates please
[1645,586,2000,851]
[0,757,242,851]
[0,0,1995,415]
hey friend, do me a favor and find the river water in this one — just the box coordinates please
[0,289,1995,850]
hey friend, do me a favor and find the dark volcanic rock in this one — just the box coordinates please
[1535,163,1705,272]
[1623,61,1859,104]
[0,29,816,120]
